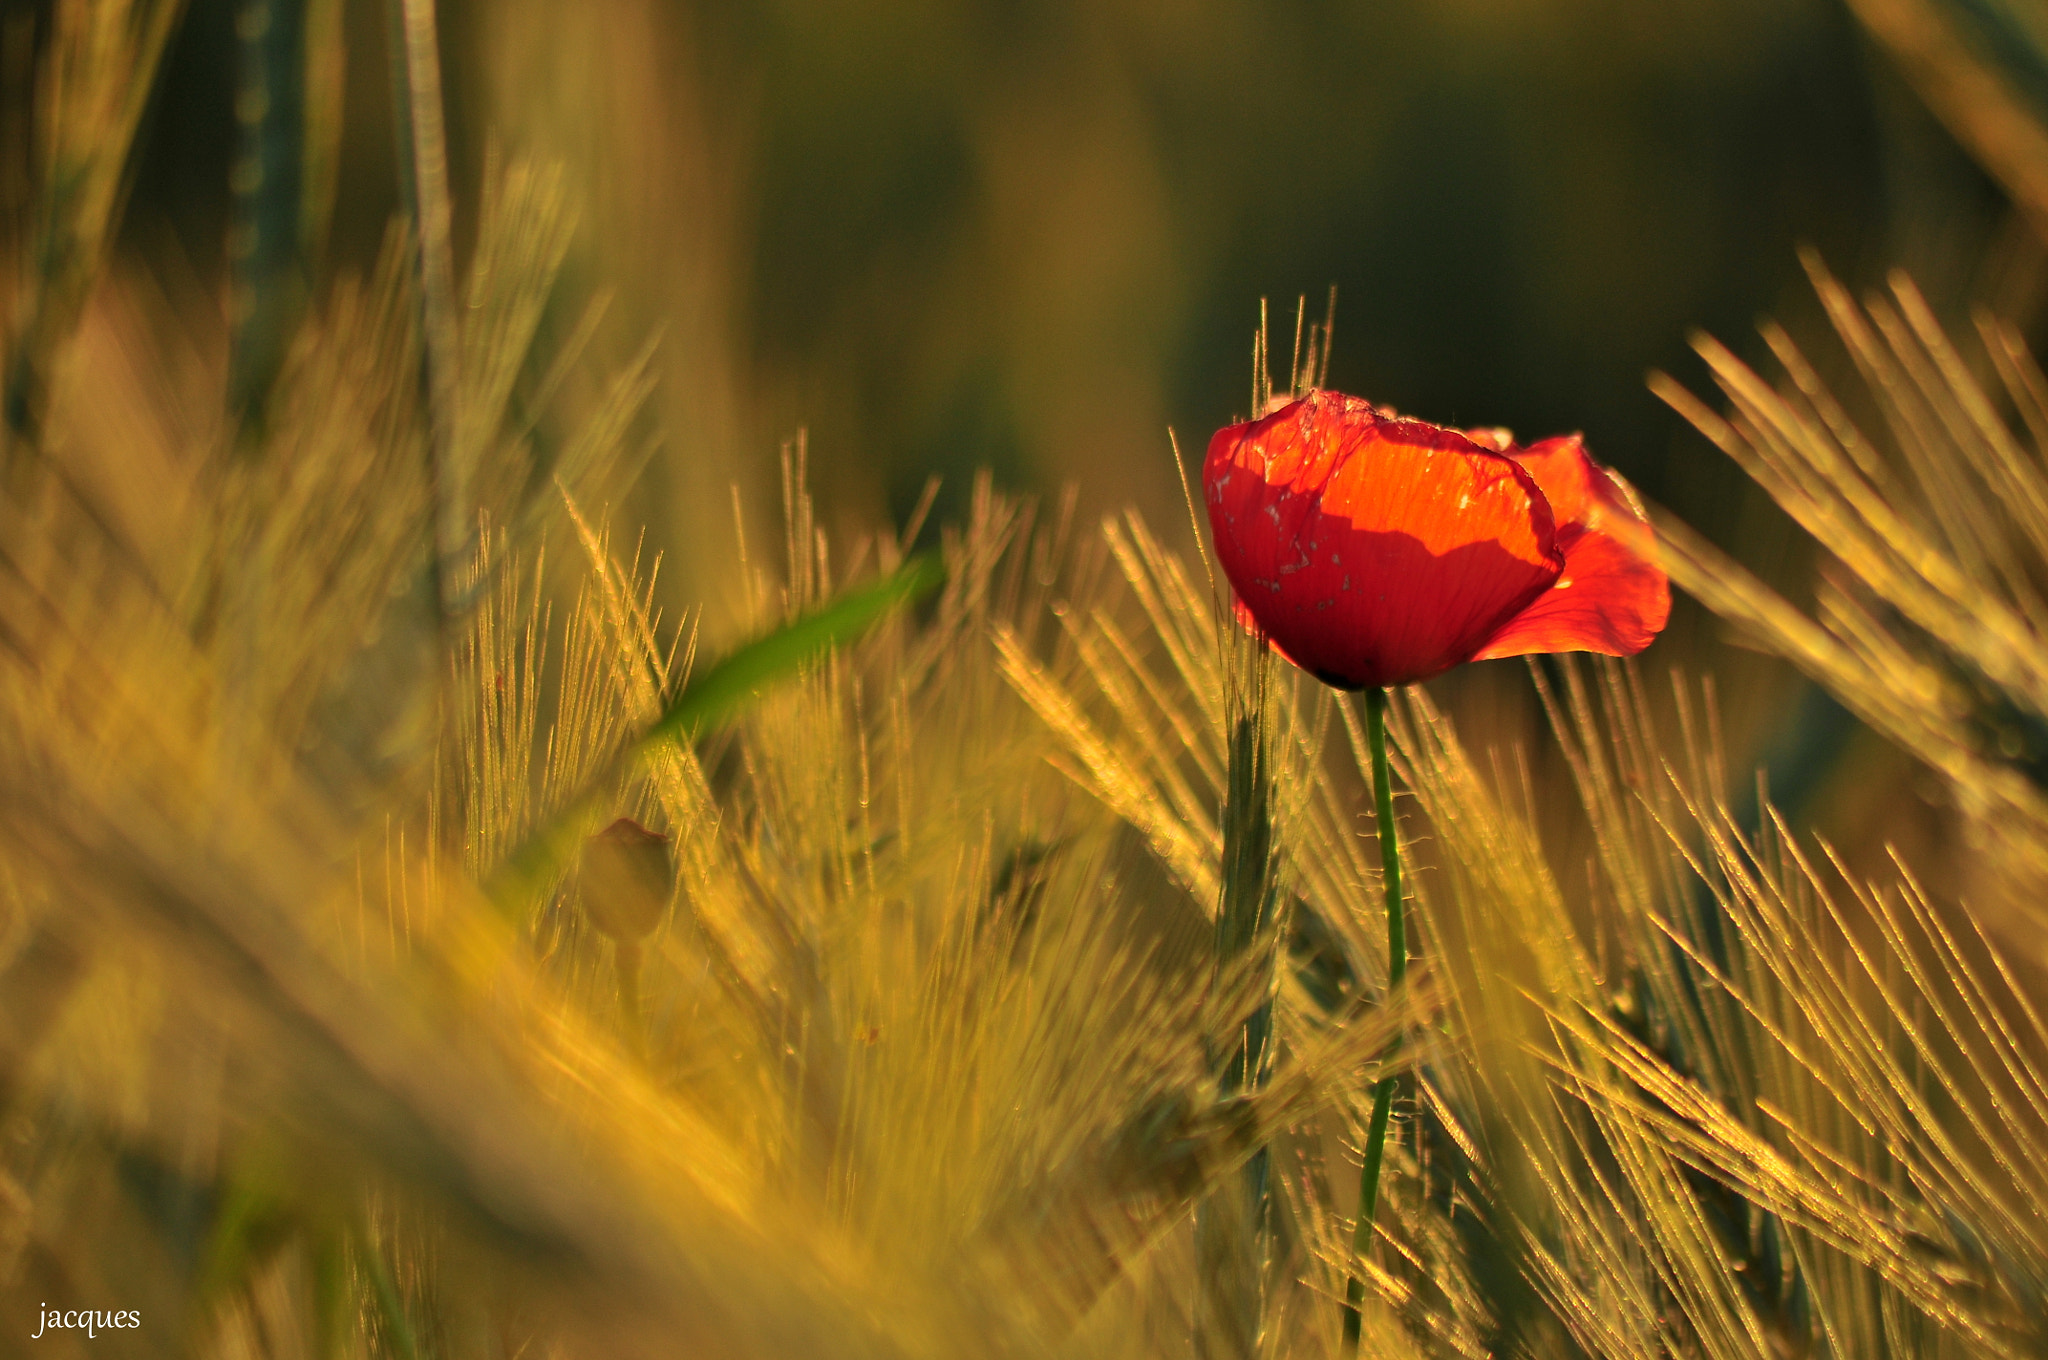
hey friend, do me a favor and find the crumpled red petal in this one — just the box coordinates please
[1206,392,1564,688]
[1472,434,1670,661]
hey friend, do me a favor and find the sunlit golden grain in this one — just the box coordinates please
[4,3,2048,1359]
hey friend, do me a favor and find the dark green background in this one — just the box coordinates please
[121,0,2016,568]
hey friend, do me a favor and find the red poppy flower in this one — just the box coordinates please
[1204,390,1668,688]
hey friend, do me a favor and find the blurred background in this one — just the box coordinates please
[114,0,2027,568]
[30,0,2048,897]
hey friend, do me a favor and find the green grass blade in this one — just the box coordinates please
[641,551,945,747]
[355,1219,423,1360]
[485,553,945,916]
[1197,664,1285,1360]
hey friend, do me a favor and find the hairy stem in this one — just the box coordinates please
[1343,686,1404,1352]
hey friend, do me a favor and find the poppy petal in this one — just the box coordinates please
[1232,590,1327,676]
[1206,392,1564,688]
[1474,435,1671,661]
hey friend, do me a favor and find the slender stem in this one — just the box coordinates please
[1367,691,1407,993]
[4,0,187,482]
[228,0,308,425]
[387,0,467,617]
[616,940,645,1057]
[1197,685,1281,1360]
[1342,686,1404,1352]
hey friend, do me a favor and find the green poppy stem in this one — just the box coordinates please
[1342,686,1404,1352]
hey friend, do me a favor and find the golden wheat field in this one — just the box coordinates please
[3,1,2048,1357]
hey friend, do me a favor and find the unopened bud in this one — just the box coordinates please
[581,817,673,943]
